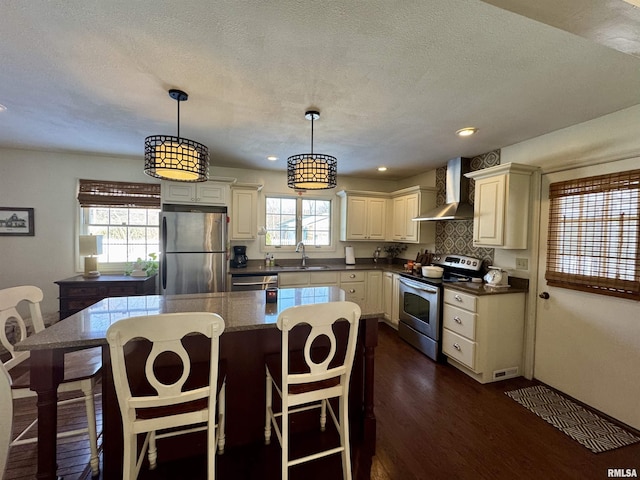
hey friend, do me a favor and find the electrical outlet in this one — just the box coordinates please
[515,258,528,270]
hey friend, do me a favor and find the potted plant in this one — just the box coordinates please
[125,252,159,277]
[383,244,407,264]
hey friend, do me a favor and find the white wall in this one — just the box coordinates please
[0,149,157,314]
[499,104,640,430]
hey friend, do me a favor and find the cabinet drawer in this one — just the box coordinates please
[107,285,138,296]
[340,271,365,283]
[443,304,477,340]
[64,286,101,297]
[444,289,477,312]
[443,329,476,370]
[309,271,339,285]
[278,272,309,287]
[341,282,365,304]
[64,298,100,311]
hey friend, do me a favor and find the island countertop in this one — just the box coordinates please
[16,286,381,352]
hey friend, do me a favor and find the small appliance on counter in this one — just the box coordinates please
[345,246,356,265]
[484,266,509,287]
[231,245,248,268]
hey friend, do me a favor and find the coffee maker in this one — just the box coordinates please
[231,245,248,268]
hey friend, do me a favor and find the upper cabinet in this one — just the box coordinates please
[230,183,262,240]
[465,163,539,249]
[161,180,231,206]
[337,191,388,241]
[390,186,436,244]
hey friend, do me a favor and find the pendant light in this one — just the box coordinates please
[287,110,337,190]
[144,89,209,182]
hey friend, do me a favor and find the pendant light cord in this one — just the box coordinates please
[176,98,181,138]
[310,115,314,155]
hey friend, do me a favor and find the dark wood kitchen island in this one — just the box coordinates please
[15,287,379,480]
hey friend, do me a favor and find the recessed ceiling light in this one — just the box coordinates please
[267,155,278,161]
[377,167,387,172]
[0,104,7,112]
[456,127,477,137]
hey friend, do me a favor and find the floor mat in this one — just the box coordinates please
[505,385,640,453]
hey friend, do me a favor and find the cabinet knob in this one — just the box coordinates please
[348,289,356,293]
[454,295,463,302]
[453,343,461,351]
[349,274,356,278]
[454,316,462,324]
[539,292,550,299]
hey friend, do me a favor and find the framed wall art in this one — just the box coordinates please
[0,207,35,236]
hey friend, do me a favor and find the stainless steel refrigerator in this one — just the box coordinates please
[160,205,227,294]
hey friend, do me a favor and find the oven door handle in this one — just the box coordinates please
[399,277,439,294]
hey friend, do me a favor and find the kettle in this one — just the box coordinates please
[484,267,503,286]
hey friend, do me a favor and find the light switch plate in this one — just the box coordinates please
[515,258,528,270]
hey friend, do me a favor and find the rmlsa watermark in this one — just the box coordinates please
[608,468,638,478]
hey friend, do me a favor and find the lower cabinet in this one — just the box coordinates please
[340,271,366,306]
[278,271,339,287]
[277,269,383,312]
[382,271,400,328]
[442,288,525,384]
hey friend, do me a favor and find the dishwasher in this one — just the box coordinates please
[230,274,278,291]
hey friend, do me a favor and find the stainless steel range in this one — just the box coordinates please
[398,254,483,361]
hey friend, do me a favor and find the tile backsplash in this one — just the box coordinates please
[434,150,500,268]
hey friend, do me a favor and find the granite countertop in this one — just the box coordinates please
[15,287,381,352]
[229,259,403,275]
[443,273,529,295]
[238,258,529,296]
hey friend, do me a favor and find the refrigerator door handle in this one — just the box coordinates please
[162,216,167,290]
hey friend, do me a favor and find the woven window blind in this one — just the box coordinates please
[545,169,640,300]
[77,180,161,208]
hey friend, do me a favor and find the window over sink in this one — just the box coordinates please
[264,195,332,251]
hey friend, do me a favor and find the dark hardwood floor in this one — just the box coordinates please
[5,322,639,479]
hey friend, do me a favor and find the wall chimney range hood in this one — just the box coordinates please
[413,157,474,221]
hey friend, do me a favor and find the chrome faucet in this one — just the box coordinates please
[295,241,307,267]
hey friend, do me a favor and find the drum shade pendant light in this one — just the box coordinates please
[144,89,209,182]
[287,110,337,190]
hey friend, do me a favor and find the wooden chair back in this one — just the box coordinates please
[0,285,45,371]
[106,312,225,423]
[277,301,361,406]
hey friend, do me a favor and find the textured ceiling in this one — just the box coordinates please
[1,0,639,180]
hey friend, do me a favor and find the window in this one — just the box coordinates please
[264,196,332,249]
[78,180,161,270]
[545,169,640,299]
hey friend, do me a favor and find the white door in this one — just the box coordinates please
[535,157,640,430]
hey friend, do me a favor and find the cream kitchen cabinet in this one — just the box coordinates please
[365,270,383,314]
[442,288,525,384]
[230,184,262,240]
[162,180,230,206]
[337,191,388,241]
[382,271,400,328]
[465,163,538,249]
[389,186,436,244]
[278,271,339,287]
[279,269,370,310]
[339,270,367,306]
